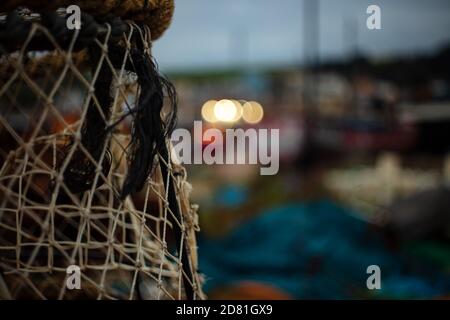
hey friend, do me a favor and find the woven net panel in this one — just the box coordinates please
[0,5,204,300]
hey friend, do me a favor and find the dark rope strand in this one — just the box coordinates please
[120,47,177,199]
[60,36,114,194]
[159,142,195,300]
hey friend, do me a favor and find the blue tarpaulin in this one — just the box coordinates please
[199,200,450,299]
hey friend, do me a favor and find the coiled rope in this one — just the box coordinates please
[0,0,174,40]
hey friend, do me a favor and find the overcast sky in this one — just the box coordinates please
[152,0,450,72]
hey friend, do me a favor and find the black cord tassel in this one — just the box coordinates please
[114,48,195,299]
[120,49,177,199]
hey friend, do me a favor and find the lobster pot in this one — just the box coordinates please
[0,5,204,300]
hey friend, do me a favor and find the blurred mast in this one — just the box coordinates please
[344,16,359,59]
[231,27,249,70]
[303,0,320,120]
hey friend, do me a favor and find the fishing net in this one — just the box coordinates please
[0,1,204,300]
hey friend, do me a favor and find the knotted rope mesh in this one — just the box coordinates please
[0,3,205,300]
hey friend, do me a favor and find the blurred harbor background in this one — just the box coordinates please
[153,0,450,299]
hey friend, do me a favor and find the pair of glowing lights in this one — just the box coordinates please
[201,99,264,124]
